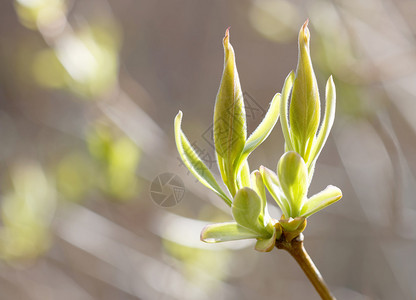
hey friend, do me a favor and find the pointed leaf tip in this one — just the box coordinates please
[300,19,310,44]
[290,20,319,161]
[224,27,230,44]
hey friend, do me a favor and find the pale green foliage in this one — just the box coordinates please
[261,151,342,219]
[238,92,281,171]
[214,29,247,196]
[174,21,342,252]
[300,185,342,217]
[201,222,262,242]
[280,20,338,178]
[289,21,320,162]
[175,111,231,205]
[201,187,278,252]
[232,188,273,237]
[277,151,308,217]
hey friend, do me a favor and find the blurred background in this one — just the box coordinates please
[0,0,415,299]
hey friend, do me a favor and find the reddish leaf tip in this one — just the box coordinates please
[303,19,309,29]
[224,27,231,43]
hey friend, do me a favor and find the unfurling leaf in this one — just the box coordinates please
[279,217,307,241]
[280,71,295,152]
[308,76,337,174]
[300,185,342,217]
[255,226,280,252]
[214,28,246,196]
[260,165,290,218]
[251,170,273,231]
[237,92,281,170]
[175,111,231,205]
[232,187,273,237]
[200,222,260,243]
[289,20,320,162]
[237,159,251,189]
[277,151,308,217]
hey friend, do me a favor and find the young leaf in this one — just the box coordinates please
[300,185,342,218]
[201,222,260,243]
[214,28,246,196]
[251,170,266,207]
[251,170,271,230]
[237,93,281,169]
[259,166,290,218]
[255,226,280,252]
[232,187,272,237]
[280,71,295,152]
[279,217,306,232]
[308,76,336,172]
[237,159,251,189]
[175,111,231,205]
[279,217,307,241]
[289,20,320,162]
[277,151,308,217]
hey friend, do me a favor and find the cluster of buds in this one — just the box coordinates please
[175,20,342,251]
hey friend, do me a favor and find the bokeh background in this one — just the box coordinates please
[0,0,415,299]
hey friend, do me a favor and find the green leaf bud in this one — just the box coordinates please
[289,20,320,163]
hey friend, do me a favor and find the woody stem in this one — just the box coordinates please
[276,234,335,300]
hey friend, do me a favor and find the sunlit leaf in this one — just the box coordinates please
[237,92,281,169]
[260,166,290,217]
[251,170,271,229]
[214,28,246,196]
[200,222,260,243]
[280,71,295,151]
[289,20,320,162]
[238,160,251,189]
[300,185,342,217]
[255,226,280,252]
[277,151,308,217]
[232,187,271,237]
[175,111,231,205]
[308,76,336,172]
[251,170,266,207]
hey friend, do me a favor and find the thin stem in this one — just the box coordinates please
[276,234,335,300]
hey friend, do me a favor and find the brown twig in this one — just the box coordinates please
[276,234,335,300]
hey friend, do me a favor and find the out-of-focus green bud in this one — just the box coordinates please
[14,0,67,30]
[86,124,141,201]
[281,20,337,176]
[0,162,56,263]
[289,20,320,162]
[214,28,247,196]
